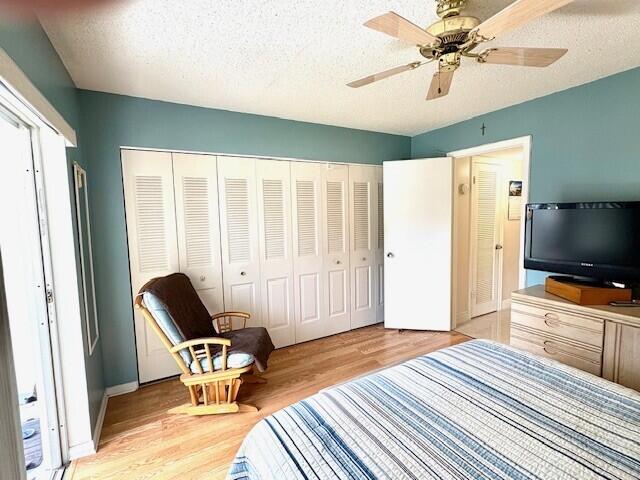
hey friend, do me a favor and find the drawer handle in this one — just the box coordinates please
[544,318,560,328]
[543,341,559,356]
[544,312,559,320]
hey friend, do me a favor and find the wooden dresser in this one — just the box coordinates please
[511,285,640,391]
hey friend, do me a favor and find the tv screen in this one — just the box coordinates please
[524,202,640,282]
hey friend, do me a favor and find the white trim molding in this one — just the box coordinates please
[0,47,77,146]
[105,381,139,398]
[73,163,100,355]
[448,135,532,290]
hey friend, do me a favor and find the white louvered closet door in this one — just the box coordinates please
[217,157,262,328]
[374,166,385,323]
[256,160,295,348]
[122,149,181,383]
[470,160,503,318]
[323,164,351,336]
[172,153,224,318]
[349,165,378,329]
[291,162,326,343]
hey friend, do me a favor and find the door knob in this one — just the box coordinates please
[386,252,394,258]
[199,275,206,282]
[362,257,367,261]
[240,271,247,276]
[336,260,342,265]
[495,244,503,250]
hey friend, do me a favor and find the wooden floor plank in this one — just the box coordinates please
[70,325,468,480]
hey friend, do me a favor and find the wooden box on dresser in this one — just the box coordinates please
[511,285,640,391]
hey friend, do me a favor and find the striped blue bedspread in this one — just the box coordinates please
[228,340,640,479]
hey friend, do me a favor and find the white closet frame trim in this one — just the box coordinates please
[448,135,532,291]
[120,146,381,167]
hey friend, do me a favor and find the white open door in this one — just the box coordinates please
[470,160,503,318]
[383,158,453,331]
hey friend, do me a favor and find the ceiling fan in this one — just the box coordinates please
[348,0,574,100]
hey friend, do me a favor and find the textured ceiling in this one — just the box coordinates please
[41,0,640,136]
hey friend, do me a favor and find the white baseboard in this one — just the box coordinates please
[71,381,139,460]
[90,393,108,456]
[105,381,139,397]
[68,440,96,460]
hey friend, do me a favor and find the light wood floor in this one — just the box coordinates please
[68,325,469,480]
[456,308,511,344]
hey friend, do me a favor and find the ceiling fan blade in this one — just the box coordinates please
[482,47,568,67]
[347,62,421,88]
[473,0,575,41]
[426,70,455,101]
[364,11,440,46]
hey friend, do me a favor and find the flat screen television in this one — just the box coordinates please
[524,202,640,283]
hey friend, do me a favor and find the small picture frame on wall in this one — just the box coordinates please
[508,180,522,220]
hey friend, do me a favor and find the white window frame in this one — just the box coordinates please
[0,57,94,466]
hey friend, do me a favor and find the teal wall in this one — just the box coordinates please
[78,90,411,387]
[0,22,105,432]
[411,66,640,286]
[8,17,639,393]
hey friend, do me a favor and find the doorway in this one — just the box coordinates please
[449,137,530,343]
[0,110,63,479]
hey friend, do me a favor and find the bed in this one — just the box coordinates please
[228,340,640,479]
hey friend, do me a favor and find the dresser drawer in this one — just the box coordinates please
[511,302,604,348]
[510,327,602,376]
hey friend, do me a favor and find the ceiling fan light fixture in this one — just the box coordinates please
[436,0,468,18]
[349,0,575,99]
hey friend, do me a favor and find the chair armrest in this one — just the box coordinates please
[171,337,232,373]
[170,337,230,353]
[211,311,251,332]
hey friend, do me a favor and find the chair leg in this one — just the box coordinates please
[172,373,259,415]
[237,403,258,412]
[188,385,199,406]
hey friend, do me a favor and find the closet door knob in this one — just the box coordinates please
[386,252,394,258]
[240,271,247,276]
[362,257,367,261]
[336,260,342,265]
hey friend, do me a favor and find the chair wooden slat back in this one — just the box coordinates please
[211,311,250,333]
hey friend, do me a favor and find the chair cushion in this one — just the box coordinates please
[142,291,191,365]
[189,353,255,373]
[139,273,212,340]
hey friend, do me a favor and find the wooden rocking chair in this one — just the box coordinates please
[134,274,274,416]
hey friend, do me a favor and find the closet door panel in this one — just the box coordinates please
[122,149,181,383]
[256,160,295,347]
[324,164,350,336]
[349,165,377,329]
[374,166,385,323]
[291,162,326,343]
[217,157,262,328]
[172,153,224,315]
